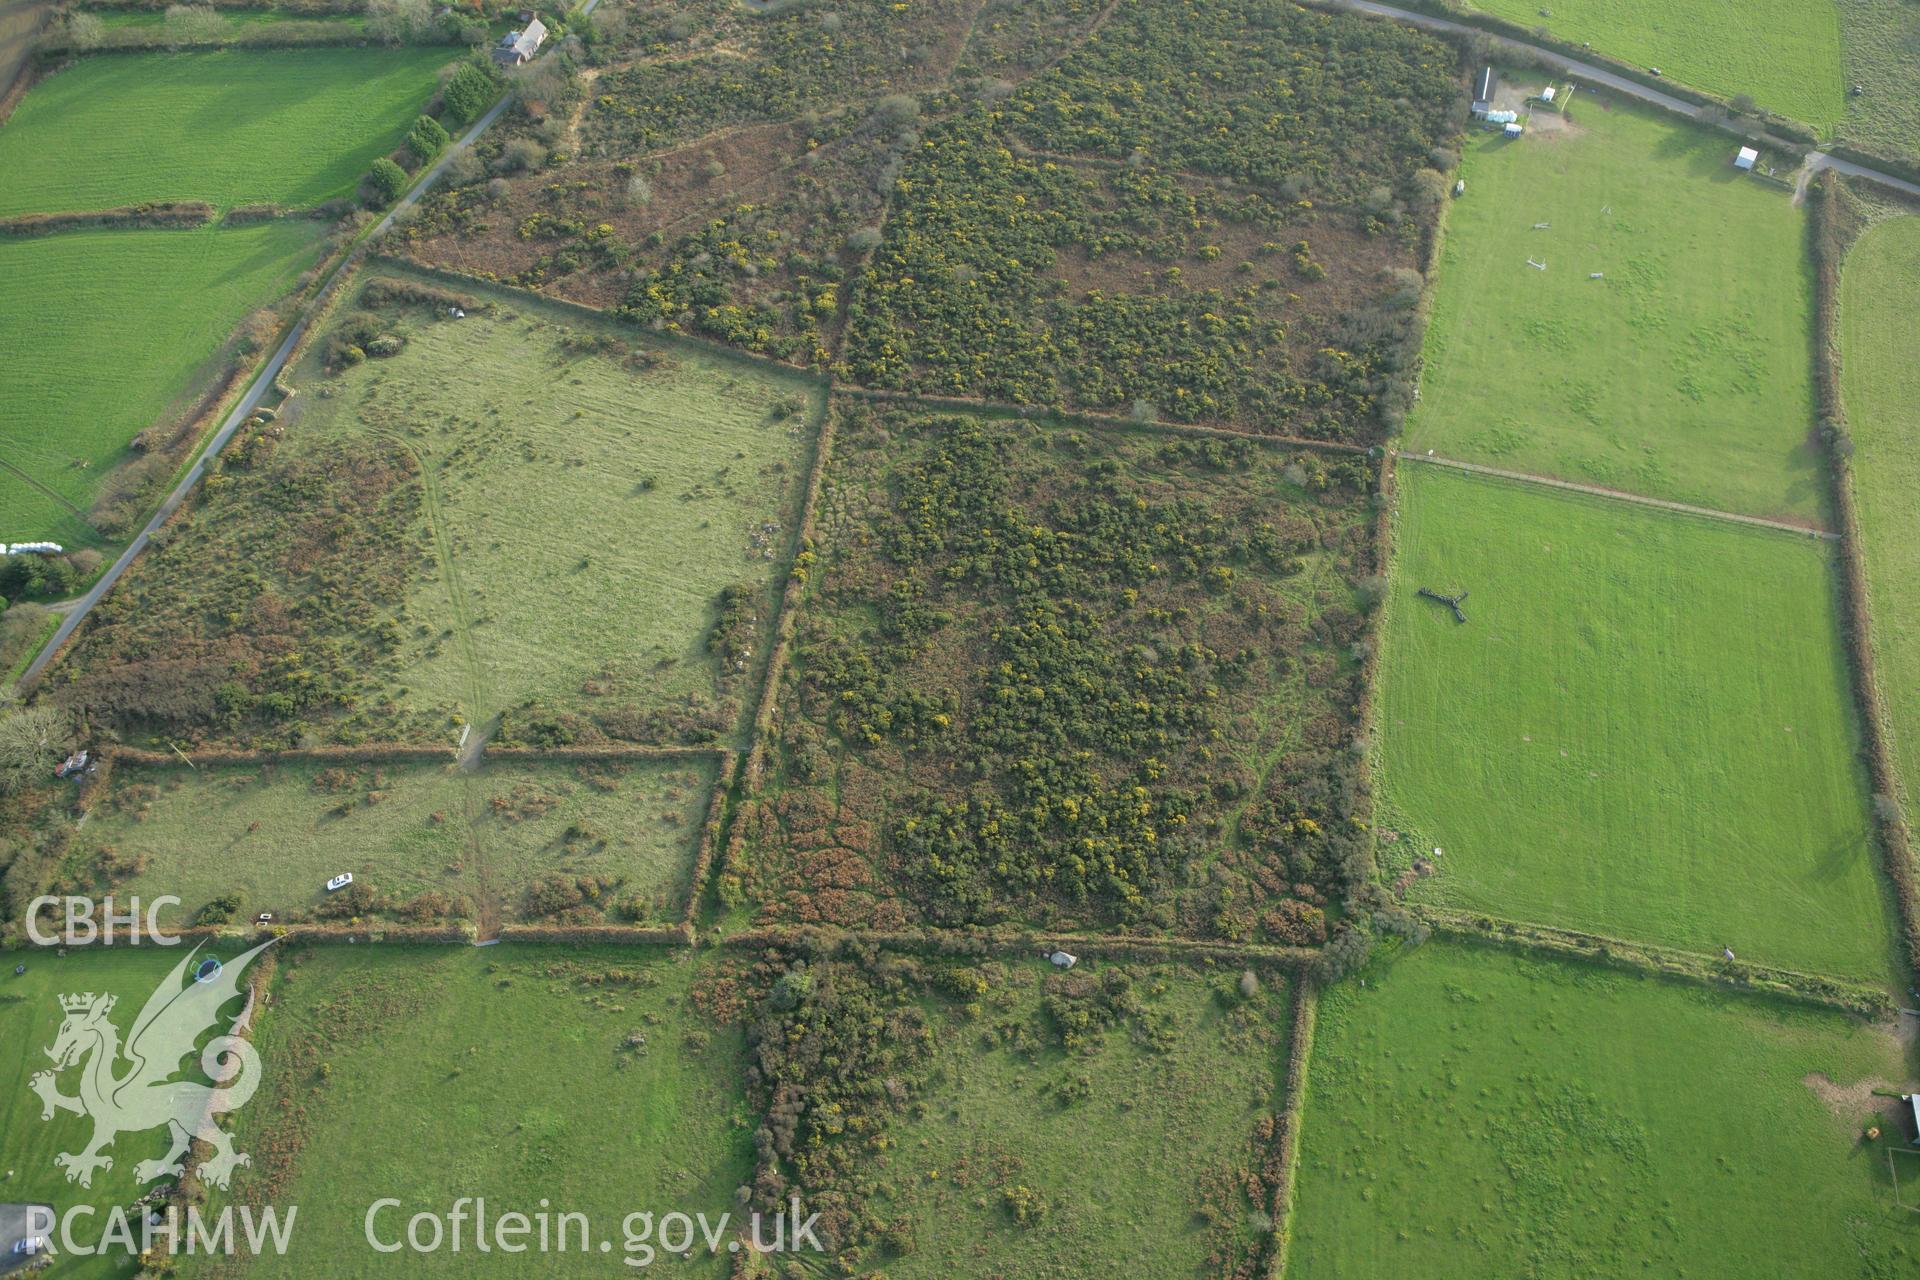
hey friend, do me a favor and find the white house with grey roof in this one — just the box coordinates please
[493,16,546,66]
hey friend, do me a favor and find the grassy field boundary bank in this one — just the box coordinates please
[371,254,841,381]
[680,748,738,929]
[223,199,351,225]
[1397,451,1841,538]
[1813,174,1920,980]
[715,924,1322,969]
[3,922,478,951]
[834,384,1377,456]
[2,917,1316,962]
[1351,165,1449,895]
[496,922,695,945]
[1265,980,1318,1279]
[0,198,213,234]
[1350,450,1395,883]
[75,0,360,11]
[174,939,278,1214]
[707,382,840,922]
[264,234,388,398]
[1418,907,1892,1015]
[102,743,725,768]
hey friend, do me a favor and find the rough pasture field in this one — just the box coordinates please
[407,0,1459,435]
[0,221,326,543]
[864,960,1292,1280]
[49,274,822,751]
[733,403,1378,938]
[1380,466,1890,979]
[842,112,1430,432]
[191,945,753,1278]
[43,753,718,930]
[845,0,1461,429]
[1405,97,1823,520]
[1840,214,1920,823]
[401,105,900,367]
[1288,942,1919,1279]
[0,945,236,1280]
[0,47,451,215]
[1463,0,1848,132]
[732,950,1295,1277]
[580,0,975,159]
[957,0,1109,79]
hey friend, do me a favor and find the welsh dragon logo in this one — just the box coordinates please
[30,940,274,1190]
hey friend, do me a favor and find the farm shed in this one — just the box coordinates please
[1735,146,1759,171]
[493,17,545,66]
[1472,66,1498,116]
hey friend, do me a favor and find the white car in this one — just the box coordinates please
[15,1236,47,1255]
[325,873,354,892]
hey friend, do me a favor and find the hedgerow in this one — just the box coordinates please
[736,406,1378,937]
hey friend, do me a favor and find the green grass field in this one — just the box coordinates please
[188,945,753,1277]
[868,961,1290,1279]
[1465,0,1848,132]
[65,755,718,928]
[1,945,241,1280]
[94,10,366,29]
[1841,215,1920,826]
[1380,466,1890,978]
[1836,0,1920,161]
[284,279,822,747]
[0,221,325,543]
[0,47,452,215]
[1407,97,1823,520]
[1288,942,1919,1279]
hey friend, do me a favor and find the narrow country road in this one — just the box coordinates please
[18,12,597,687]
[1322,0,1920,201]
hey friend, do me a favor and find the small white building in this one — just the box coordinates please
[1735,146,1759,171]
[493,16,546,66]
